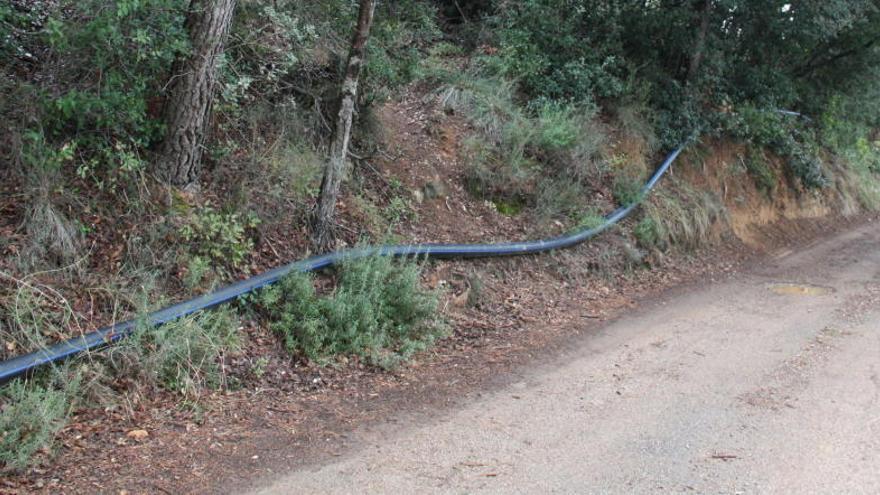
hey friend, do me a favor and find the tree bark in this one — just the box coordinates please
[686,0,711,85]
[312,0,377,252]
[156,0,236,188]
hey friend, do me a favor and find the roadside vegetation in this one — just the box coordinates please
[261,255,443,369]
[1,0,880,472]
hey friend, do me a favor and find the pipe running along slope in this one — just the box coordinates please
[0,144,686,383]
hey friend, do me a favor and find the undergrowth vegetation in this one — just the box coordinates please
[1,261,241,468]
[1,0,880,474]
[261,255,443,369]
[636,185,727,251]
[432,65,616,229]
[0,376,77,470]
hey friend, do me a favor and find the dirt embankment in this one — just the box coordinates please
[674,139,861,245]
[2,94,874,494]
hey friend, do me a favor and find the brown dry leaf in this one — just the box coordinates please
[126,429,149,441]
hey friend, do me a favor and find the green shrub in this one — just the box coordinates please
[180,208,261,272]
[0,379,76,470]
[633,217,663,249]
[839,136,880,211]
[781,137,827,189]
[439,70,601,214]
[495,0,625,102]
[576,210,606,230]
[110,308,241,399]
[855,138,880,174]
[724,107,828,189]
[612,173,644,206]
[533,101,580,151]
[728,106,788,148]
[261,255,443,369]
[744,149,777,196]
[493,200,523,216]
[38,0,189,175]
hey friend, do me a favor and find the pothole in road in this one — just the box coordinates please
[767,283,834,296]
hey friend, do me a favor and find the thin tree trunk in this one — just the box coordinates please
[312,0,377,251]
[687,0,711,84]
[156,0,236,188]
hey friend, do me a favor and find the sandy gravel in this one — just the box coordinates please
[252,220,880,494]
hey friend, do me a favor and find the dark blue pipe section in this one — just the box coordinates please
[0,144,686,384]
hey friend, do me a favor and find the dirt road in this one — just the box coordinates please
[252,221,880,494]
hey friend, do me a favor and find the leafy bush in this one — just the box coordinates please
[35,0,189,181]
[180,208,261,272]
[727,106,789,148]
[744,149,777,196]
[633,217,663,250]
[781,137,827,189]
[494,0,625,102]
[612,173,644,206]
[44,0,188,133]
[724,107,828,189]
[261,255,443,369]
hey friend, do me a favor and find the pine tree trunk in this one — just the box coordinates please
[312,0,377,252]
[156,0,236,188]
[687,0,711,84]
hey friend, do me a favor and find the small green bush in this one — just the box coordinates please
[110,308,241,399]
[439,71,601,216]
[180,208,261,272]
[726,107,828,189]
[633,217,664,250]
[493,200,524,216]
[533,101,580,152]
[576,210,606,230]
[261,255,443,369]
[855,138,880,174]
[0,379,75,470]
[744,149,776,196]
[612,173,644,206]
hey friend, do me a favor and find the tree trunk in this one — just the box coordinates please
[312,0,377,252]
[687,0,711,84]
[156,0,236,188]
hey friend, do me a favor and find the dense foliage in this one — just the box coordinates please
[3,0,878,190]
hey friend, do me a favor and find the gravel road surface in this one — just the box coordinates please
[254,221,880,494]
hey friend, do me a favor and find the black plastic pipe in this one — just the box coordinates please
[0,144,686,384]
